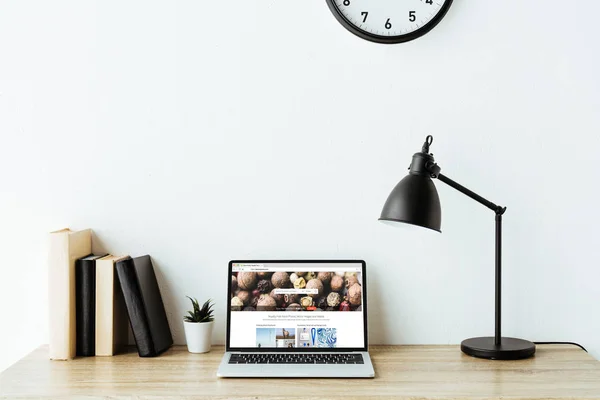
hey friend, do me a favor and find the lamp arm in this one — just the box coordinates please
[436,171,505,346]
[418,135,504,215]
[435,172,506,216]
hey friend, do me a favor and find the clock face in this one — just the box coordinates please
[325,0,453,44]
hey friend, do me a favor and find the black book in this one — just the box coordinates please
[75,254,106,357]
[116,255,173,357]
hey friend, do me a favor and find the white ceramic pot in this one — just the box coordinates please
[183,320,214,353]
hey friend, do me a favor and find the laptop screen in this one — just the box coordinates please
[228,261,366,351]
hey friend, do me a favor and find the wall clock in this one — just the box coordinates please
[325,0,453,44]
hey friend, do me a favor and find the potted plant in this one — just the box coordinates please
[183,297,215,353]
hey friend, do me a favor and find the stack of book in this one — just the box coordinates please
[48,229,173,359]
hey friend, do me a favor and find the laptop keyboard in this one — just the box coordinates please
[229,353,364,364]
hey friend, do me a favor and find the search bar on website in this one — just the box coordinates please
[272,288,319,295]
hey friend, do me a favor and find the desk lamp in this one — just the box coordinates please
[379,135,535,360]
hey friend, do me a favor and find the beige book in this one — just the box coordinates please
[95,255,130,356]
[48,228,92,360]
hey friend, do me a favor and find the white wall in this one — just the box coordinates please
[1,0,599,372]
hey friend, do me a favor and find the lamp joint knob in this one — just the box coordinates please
[425,161,441,178]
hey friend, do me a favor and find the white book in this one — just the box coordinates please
[48,228,92,360]
[95,255,130,356]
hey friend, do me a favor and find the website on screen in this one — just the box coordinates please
[230,262,364,349]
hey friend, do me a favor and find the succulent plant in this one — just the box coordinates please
[293,277,306,289]
[257,294,277,311]
[348,283,362,306]
[257,279,272,294]
[306,278,324,299]
[327,292,341,307]
[330,275,344,292]
[271,271,291,288]
[317,271,333,284]
[184,297,214,323]
[238,271,258,290]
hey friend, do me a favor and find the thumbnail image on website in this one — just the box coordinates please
[229,263,365,349]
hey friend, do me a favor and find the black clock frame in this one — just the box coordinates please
[325,0,454,44]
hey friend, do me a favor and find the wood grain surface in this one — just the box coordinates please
[1,344,599,399]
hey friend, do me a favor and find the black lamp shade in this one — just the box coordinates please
[379,174,442,232]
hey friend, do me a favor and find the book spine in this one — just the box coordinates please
[116,259,156,357]
[76,259,96,356]
[48,229,92,360]
[95,259,114,356]
[133,255,173,356]
[48,233,70,360]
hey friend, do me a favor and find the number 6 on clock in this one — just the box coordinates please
[325,0,453,44]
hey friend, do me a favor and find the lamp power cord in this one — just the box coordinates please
[534,341,588,352]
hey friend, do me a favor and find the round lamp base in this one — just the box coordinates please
[461,337,536,360]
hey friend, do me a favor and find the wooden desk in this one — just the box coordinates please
[1,345,599,399]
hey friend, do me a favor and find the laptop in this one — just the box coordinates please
[217,260,374,378]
